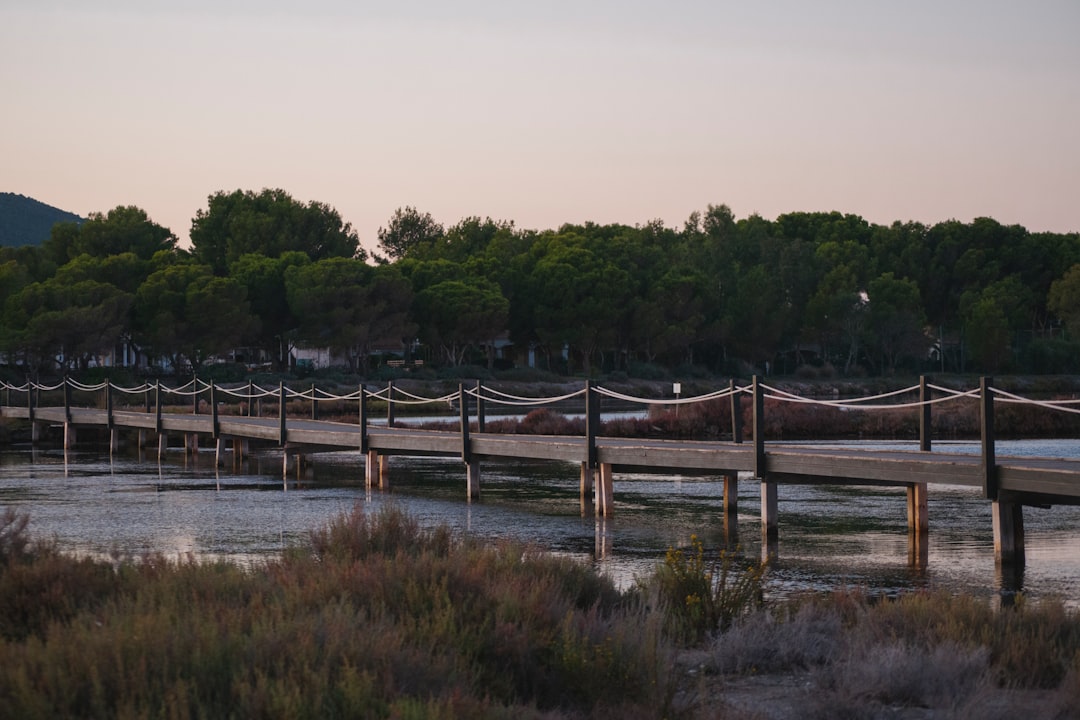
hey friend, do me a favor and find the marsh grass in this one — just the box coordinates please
[708,588,1080,718]
[0,506,676,719]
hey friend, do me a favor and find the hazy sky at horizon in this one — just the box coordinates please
[3,0,1078,254]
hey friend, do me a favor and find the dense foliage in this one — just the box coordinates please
[3,191,1080,379]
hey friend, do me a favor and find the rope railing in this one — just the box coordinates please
[5,375,1080,416]
[992,387,1080,415]
[471,385,588,404]
[592,385,738,406]
[467,385,587,406]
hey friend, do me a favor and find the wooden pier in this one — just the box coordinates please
[4,376,1080,568]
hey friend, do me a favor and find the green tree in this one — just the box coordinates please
[42,206,178,265]
[1048,264,1080,340]
[526,240,630,375]
[190,189,361,275]
[413,280,509,366]
[229,252,311,368]
[376,206,444,261]
[865,273,928,374]
[134,264,257,374]
[3,277,133,374]
[286,259,415,373]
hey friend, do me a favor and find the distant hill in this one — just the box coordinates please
[0,192,84,247]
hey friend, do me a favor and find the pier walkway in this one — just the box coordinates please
[4,375,1080,567]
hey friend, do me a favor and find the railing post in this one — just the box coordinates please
[105,379,114,430]
[730,378,743,444]
[143,383,151,414]
[193,375,199,415]
[155,381,163,434]
[475,379,485,432]
[311,383,318,420]
[358,384,369,454]
[585,380,598,471]
[210,381,219,438]
[386,380,395,427]
[26,376,34,425]
[981,376,997,500]
[63,375,72,423]
[279,381,287,446]
[459,383,471,464]
[752,375,765,478]
[919,375,932,452]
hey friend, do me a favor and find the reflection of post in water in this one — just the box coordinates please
[907,528,929,569]
[722,471,738,544]
[579,462,594,517]
[995,558,1026,609]
[594,518,610,560]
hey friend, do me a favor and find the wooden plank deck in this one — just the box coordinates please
[7,405,1080,501]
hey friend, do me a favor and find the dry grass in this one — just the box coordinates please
[700,589,1080,719]
[0,506,679,719]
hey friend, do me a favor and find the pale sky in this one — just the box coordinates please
[3,0,1078,255]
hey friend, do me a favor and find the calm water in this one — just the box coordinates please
[3,438,1080,606]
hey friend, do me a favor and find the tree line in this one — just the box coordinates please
[2,188,1080,379]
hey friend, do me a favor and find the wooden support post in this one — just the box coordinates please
[158,432,167,460]
[144,385,151,414]
[992,496,1025,565]
[730,379,743,444]
[215,437,226,467]
[579,462,594,517]
[311,383,318,420]
[906,482,929,535]
[919,375,932,452]
[185,433,199,456]
[109,427,119,453]
[193,375,199,414]
[247,380,254,416]
[722,469,740,542]
[64,423,76,450]
[466,459,480,501]
[981,377,997,500]
[723,472,738,521]
[597,462,614,517]
[365,450,379,489]
[379,454,390,489]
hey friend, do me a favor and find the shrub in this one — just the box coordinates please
[645,535,766,642]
